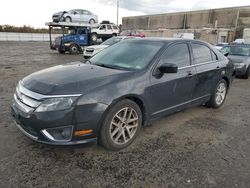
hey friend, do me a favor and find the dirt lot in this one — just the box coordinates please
[0,42,250,188]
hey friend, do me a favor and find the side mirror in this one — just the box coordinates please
[159,63,178,74]
[223,52,229,57]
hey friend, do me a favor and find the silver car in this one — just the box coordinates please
[52,9,98,24]
[83,36,138,58]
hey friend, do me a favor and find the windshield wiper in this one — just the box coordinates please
[94,63,122,70]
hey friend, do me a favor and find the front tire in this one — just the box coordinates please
[65,17,72,23]
[69,44,79,54]
[99,99,142,151]
[243,66,250,79]
[89,19,95,24]
[206,79,227,108]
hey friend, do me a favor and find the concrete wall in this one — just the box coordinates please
[0,32,61,41]
[123,6,250,30]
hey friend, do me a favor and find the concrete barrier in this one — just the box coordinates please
[0,32,61,41]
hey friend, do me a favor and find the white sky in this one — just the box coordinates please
[0,0,250,28]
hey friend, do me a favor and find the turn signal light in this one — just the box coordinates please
[74,129,93,136]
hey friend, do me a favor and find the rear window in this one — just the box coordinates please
[192,43,213,64]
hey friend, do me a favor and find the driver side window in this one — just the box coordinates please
[160,43,191,68]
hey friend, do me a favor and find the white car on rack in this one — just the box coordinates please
[90,21,120,42]
[52,9,98,24]
[83,36,137,58]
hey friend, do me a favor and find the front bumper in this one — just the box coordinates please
[11,104,97,145]
[10,82,107,145]
[234,64,247,76]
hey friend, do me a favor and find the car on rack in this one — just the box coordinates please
[52,9,98,24]
[120,30,145,38]
[90,21,119,42]
[11,38,234,150]
[83,36,138,58]
[220,44,250,79]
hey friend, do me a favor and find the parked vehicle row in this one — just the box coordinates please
[11,38,235,150]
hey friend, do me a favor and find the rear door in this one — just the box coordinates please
[190,42,222,99]
[149,42,197,118]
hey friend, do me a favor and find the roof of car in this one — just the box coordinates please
[128,37,204,43]
[222,44,250,47]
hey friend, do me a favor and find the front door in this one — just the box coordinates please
[149,42,197,118]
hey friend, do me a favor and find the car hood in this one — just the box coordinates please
[86,45,109,50]
[53,11,67,16]
[227,55,250,64]
[22,62,133,95]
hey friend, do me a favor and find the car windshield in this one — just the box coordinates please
[221,46,250,56]
[102,37,122,46]
[89,40,164,71]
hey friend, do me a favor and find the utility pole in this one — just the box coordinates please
[117,0,119,25]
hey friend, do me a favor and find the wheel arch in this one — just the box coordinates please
[222,76,230,89]
[97,94,148,134]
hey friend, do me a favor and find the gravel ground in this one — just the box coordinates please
[0,42,250,188]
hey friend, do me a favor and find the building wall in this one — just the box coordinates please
[122,6,250,30]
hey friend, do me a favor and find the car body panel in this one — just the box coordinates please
[11,38,234,146]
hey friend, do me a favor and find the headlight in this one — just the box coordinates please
[35,97,77,112]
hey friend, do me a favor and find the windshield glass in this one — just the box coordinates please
[102,37,122,46]
[221,46,250,56]
[90,40,164,70]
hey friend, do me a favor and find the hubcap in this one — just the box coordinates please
[65,18,71,23]
[92,35,97,41]
[71,46,78,53]
[215,82,226,105]
[110,107,139,145]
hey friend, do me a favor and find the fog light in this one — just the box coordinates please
[41,125,73,142]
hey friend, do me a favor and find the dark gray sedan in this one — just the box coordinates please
[221,45,250,79]
[11,38,234,150]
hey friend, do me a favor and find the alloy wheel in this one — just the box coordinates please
[109,107,139,145]
[215,82,226,106]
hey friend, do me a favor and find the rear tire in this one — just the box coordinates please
[90,33,98,43]
[206,79,227,108]
[243,66,250,79]
[99,99,142,151]
[69,44,79,54]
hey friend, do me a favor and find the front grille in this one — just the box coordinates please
[55,37,62,46]
[16,85,40,108]
[86,48,94,53]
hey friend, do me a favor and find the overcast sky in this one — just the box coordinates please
[0,0,250,28]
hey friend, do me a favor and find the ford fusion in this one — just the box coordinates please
[11,39,234,150]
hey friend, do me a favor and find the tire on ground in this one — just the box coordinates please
[69,44,79,54]
[99,99,142,151]
[206,79,228,108]
[243,66,250,79]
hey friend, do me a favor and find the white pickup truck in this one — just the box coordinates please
[90,21,119,42]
